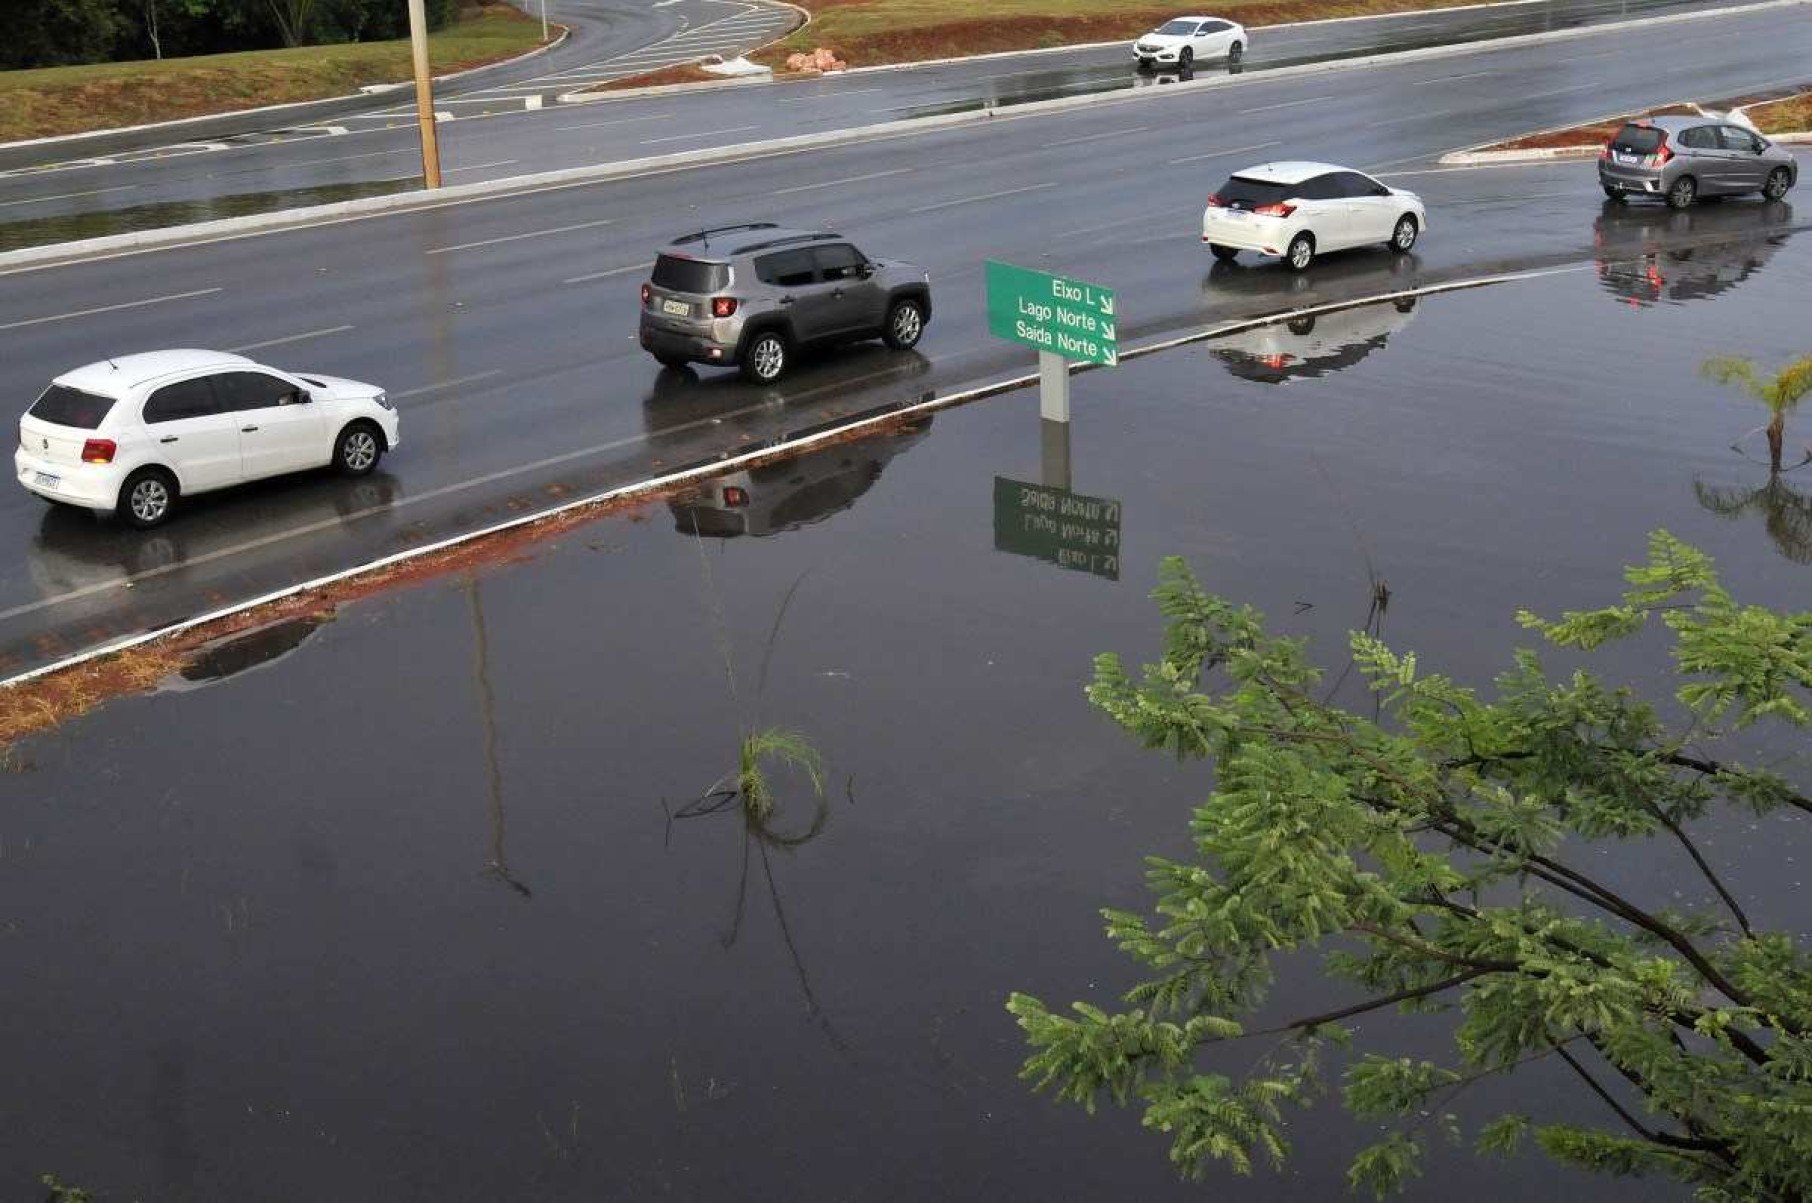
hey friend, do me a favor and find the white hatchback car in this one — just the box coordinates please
[1201,161,1426,271]
[1133,16,1247,69]
[15,349,399,529]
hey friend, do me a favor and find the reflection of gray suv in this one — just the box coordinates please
[638,223,933,383]
[1599,115,1797,209]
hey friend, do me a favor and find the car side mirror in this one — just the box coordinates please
[1372,185,1391,196]
[289,389,311,405]
[857,262,877,279]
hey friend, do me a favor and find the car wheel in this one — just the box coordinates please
[1179,47,1193,68]
[1284,232,1315,272]
[741,331,788,384]
[1393,298,1418,314]
[1763,167,1792,201]
[1665,175,1697,210]
[1228,40,1243,58]
[334,421,383,477]
[1286,315,1316,336]
[117,467,177,530]
[883,298,926,350]
[1388,214,1419,252]
[1601,184,1625,201]
[1209,243,1239,261]
[653,354,689,369]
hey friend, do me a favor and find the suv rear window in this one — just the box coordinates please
[29,384,116,430]
[1609,124,1664,154]
[652,255,729,293]
[1214,176,1290,209]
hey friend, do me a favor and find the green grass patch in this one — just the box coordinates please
[0,1,548,143]
[1748,91,1812,135]
[757,0,1541,69]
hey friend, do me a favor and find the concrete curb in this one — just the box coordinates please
[0,265,1581,694]
[0,26,572,156]
[8,0,1805,273]
[1439,92,1812,163]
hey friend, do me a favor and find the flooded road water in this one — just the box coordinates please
[3,229,1809,1200]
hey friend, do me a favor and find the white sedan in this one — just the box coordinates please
[16,348,399,529]
[1201,161,1426,272]
[1132,16,1247,70]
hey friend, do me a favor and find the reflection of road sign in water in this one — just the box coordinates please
[985,261,1118,366]
[993,477,1122,581]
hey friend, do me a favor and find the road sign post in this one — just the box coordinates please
[985,260,1117,423]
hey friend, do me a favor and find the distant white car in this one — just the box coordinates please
[15,349,399,529]
[1201,161,1427,272]
[1133,16,1246,70]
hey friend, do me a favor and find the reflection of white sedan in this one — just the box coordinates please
[1133,16,1246,69]
[16,349,398,529]
[1209,297,1421,385]
[1202,161,1426,272]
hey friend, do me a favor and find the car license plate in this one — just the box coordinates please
[1615,152,1637,164]
[661,299,690,316]
[34,472,60,490]
[1224,210,1247,220]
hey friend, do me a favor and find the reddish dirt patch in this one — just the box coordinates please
[1492,104,1700,152]
[590,62,722,91]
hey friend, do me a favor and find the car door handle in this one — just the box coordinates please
[159,435,179,444]
[778,296,794,305]
[241,425,259,433]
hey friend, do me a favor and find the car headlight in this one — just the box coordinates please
[374,391,393,411]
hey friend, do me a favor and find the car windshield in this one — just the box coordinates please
[1215,175,1291,208]
[28,384,116,430]
[1609,124,1664,154]
[1156,19,1198,34]
[651,255,729,294]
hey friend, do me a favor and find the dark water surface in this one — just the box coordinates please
[4,236,1809,1200]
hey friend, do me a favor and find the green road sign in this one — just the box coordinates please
[993,476,1122,581]
[985,260,1118,367]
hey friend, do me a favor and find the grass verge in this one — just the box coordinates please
[1480,86,1812,152]
[0,1,549,143]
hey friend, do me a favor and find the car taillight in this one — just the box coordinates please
[81,438,116,464]
[640,283,652,304]
[1598,143,1612,161]
[1262,354,1290,370]
[1652,139,1673,166]
[1205,192,1224,207]
[1253,202,1296,217]
[711,297,738,318]
[722,486,749,507]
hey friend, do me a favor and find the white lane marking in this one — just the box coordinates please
[1166,139,1280,165]
[0,185,136,208]
[552,112,675,130]
[641,125,760,145]
[1379,162,1562,176]
[392,369,503,399]
[563,261,654,284]
[775,87,885,103]
[0,288,222,331]
[426,218,616,254]
[1412,68,1497,84]
[908,181,1056,213]
[445,160,520,174]
[228,325,354,353]
[1056,207,1196,239]
[770,167,912,195]
[279,148,413,169]
[1044,125,1149,148]
[1238,94,1333,113]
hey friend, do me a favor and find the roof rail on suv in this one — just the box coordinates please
[736,231,843,256]
[672,222,780,247]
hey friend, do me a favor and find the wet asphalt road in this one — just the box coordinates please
[5,246,1809,1201]
[0,3,1809,676]
[0,0,1777,233]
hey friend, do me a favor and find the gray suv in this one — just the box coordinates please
[1599,115,1797,209]
[638,223,933,383]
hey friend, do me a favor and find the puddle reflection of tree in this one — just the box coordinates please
[665,530,850,1051]
[1695,472,1812,565]
[466,573,531,899]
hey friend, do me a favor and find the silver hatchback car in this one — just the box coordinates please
[1598,115,1797,209]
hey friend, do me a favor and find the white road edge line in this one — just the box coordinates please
[770,167,912,195]
[1238,94,1333,114]
[640,125,760,144]
[562,261,653,284]
[0,287,223,331]
[1043,126,1150,148]
[228,325,354,353]
[427,217,616,254]
[392,369,505,399]
[0,185,136,208]
[0,264,1595,691]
